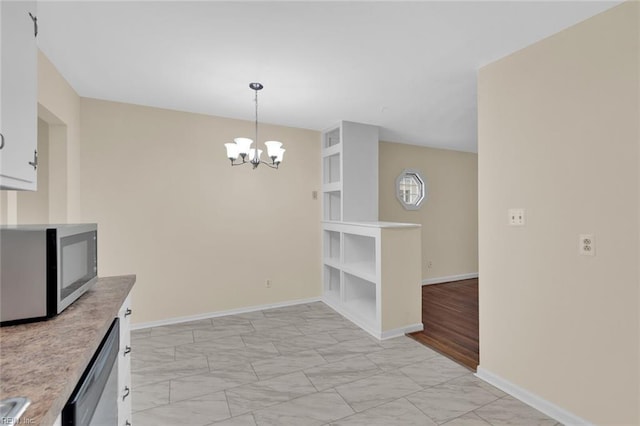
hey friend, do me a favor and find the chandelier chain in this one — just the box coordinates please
[254,88,259,163]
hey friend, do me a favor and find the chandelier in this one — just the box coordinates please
[224,83,285,169]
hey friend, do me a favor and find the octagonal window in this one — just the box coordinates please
[395,169,426,210]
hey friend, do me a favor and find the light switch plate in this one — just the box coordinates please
[508,208,525,226]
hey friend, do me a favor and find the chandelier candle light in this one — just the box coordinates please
[224,83,286,169]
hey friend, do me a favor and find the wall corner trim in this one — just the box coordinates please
[475,366,594,426]
[131,296,322,330]
[422,273,478,286]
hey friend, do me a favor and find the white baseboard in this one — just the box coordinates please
[422,272,478,286]
[476,366,594,426]
[380,323,424,340]
[322,296,423,340]
[131,296,322,330]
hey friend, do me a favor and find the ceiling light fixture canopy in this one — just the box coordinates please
[224,82,285,169]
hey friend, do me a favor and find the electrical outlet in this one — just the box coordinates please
[427,261,433,269]
[579,234,595,256]
[312,191,318,200]
[508,208,525,226]
[265,279,272,288]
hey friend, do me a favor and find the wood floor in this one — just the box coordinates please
[409,278,479,371]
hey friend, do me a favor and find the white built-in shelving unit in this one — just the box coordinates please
[322,221,422,339]
[320,121,422,339]
[321,121,378,223]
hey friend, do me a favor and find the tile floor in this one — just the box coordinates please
[131,302,559,426]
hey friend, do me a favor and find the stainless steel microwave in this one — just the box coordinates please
[0,224,98,325]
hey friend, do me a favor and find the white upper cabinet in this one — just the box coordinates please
[0,0,38,191]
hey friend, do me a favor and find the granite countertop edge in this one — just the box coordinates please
[0,274,136,426]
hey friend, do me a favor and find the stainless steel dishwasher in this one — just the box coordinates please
[62,318,119,425]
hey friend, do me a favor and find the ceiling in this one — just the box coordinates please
[37,1,621,153]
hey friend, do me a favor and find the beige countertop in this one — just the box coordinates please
[0,275,136,426]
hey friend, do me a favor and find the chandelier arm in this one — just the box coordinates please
[261,161,278,169]
[231,161,249,167]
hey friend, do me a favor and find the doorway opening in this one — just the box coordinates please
[409,278,479,370]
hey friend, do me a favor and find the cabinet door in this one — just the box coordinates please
[0,1,37,191]
[118,295,133,426]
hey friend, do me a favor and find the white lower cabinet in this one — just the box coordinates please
[117,295,132,426]
[322,221,423,339]
[52,293,133,425]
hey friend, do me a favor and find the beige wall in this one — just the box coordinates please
[79,98,322,324]
[379,141,478,281]
[0,192,15,224]
[37,50,81,223]
[478,2,639,425]
[31,53,322,324]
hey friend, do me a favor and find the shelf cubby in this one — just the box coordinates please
[343,272,376,322]
[324,265,341,302]
[343,233,376,277]
[323,191,341,221]
[323,230,341,263]
[324,127,340,148]
[323,153,341,184]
